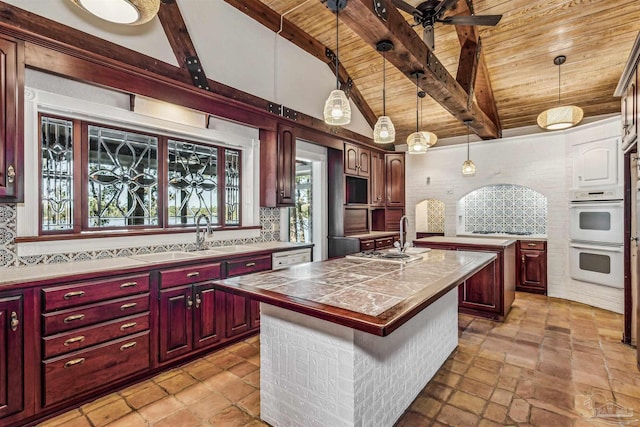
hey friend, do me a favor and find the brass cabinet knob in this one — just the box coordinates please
[7,165,15,183]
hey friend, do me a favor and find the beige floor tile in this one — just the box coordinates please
[123,382,168,410]
[175,382,216,406]
[156,371,198,394]
[137,396,185,423]
[37,410,87,427]
[85,398,132,427]
[237,390,261,417]
[208,405,253,426]
[153,408,203,427]
[189,392,233,419]
[104,411,148,427]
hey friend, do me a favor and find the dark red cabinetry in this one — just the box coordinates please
[344,142,370,177]
[259,124,296,207]
[0,294,23,419]
[516,240,547,295]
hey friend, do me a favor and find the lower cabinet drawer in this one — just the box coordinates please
[42,312,150,359]
[42,293,149,335]
[375,237,394,249]
[360,240,375,251]
[159,263,221,289]
[226,255,272,277]
[42,331,150,407]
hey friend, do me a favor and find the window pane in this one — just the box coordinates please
[88,126,158,227]
[168,140,218,225]
[289,161,312,243]
[225,149,240,225]
[41,117,74,232]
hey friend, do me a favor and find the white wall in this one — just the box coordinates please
[405,117,624,313]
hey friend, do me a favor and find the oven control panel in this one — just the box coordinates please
[571,187,624,201]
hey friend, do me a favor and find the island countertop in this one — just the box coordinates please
[414,236,517,247]
[212,249,496,336]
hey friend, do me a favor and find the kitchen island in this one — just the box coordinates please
[212,249,495,427]
[413,236,517,321]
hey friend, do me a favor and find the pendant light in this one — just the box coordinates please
[461,120,476,175]
[323,1,351,126]
[537,55,583,130]
[69,0,160,25]
[407,71,428,154]
[418,88,438,147]
[373,40,395,144]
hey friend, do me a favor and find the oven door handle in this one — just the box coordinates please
[569,202,624,209]
[570,243,623,252]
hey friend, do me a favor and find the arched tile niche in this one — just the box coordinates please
[415,198,445,234]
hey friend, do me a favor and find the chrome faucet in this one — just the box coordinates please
[398,215,410,253]
[195,214,211,250]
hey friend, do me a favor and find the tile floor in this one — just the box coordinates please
[39,292,640,427]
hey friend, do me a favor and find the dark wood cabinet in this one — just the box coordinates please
[225,293,251,337]
[250,300,260,329]
[385,153,405,207]
[621,67,637,148]
[516,240,547,295]
[358,233,399,251]
[344,142,370,177]
[159,285,193,362]
[370,151,385,207]
[259,124,296,207]
[413,239,516,321]
[0,36,24,202]
[0,294,23,419]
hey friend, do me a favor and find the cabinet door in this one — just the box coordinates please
[0,36,23,202]
[0,295,23,419]
[572,137,620,188]
[622,69,637,148]
[459,259,499,313]
[358,148,370,178]
[370,151,385,207]
[344,142,359,176]
[518,249,547,292]
[277,124,296,206]
[385,154,405,207]
[193,283,224,350]
[225,293,251,337]
[159,286,193,362]
[249,300,260,330]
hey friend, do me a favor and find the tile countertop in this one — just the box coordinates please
[414,236,517,247]
[455,233,548,241]
[345,231,399,239]
[0,242,312,288]
[212,249,496,336]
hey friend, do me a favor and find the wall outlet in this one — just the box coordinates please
[446,187,453,194]
[271,222,279,232]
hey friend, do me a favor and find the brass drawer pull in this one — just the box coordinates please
[64,358,85,368]
[120,342,137,351]
[120,322,137,331]
[10,311,18,331]
[245,262,256,267]
[120,303,137,311]
[120,281,138,289]
[527,243,537,247]
[64,291,85,300]
[7,165,15,183]
[64,336,85,346]
[63,314,85,323]
[187,272,200,278]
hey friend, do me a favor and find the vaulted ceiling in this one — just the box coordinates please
[231,0,639,143]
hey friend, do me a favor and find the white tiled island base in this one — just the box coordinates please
[259,289,458,427]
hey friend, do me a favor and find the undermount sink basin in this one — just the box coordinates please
[387,247,431,255]
[204,245,249,253]
[129,251,199,262]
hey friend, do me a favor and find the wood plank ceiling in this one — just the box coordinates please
[238,0,640,144]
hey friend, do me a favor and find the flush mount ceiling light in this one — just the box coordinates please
[537,55,584,131]
[323,0,351,126]
[373,40,396,144]
[407,71,428,154]
[70,0,160,25]
[461,120,476,175]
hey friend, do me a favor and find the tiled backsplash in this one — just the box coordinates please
[461,184,547,234]
[427,199,445,233]
[0,203,280,268]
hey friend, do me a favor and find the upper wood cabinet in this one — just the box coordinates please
[370,151,385,207]
[259,124,296,207]
[621,67,637,148]
[0,36,24,202]
[344,142,370,177]
[0,294,23,420]
[385,153,405,207]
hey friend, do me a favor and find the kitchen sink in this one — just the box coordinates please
[204,245,249,254]
[129,251,200,262]
[387,247,431,255]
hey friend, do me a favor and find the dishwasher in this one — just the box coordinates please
[272,248,312,270]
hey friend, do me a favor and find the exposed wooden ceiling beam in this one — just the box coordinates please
[0,2,381,148]
[450,0,501,131]
[336,0,500,139]
[223,0,378,128]
[456,38,480,110]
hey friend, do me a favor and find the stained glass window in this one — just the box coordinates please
[41,116,74,232]
[87,126,158,228]
[225,149,241,225]
[168,140,218,225]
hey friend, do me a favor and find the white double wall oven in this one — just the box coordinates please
[569,137,624,289]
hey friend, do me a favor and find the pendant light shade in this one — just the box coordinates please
[537,55,583,131]
[323,3,351,126]
[407,71,427,154]
[70,0,160,25]
[374,40,395,143]
[461,120,476,175]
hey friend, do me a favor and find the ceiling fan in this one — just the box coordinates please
[390,0,502,51]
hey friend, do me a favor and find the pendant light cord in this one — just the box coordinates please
[382,53,386,116]
[415,73,419,133]
[335,9,339,91]
[558,61,561,104]
[466,122,470,160]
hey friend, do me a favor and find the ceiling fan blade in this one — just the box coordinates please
[423,27,435,51]
[390,0,421,16]
[434,0,459,16]
[440,14,502,26]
